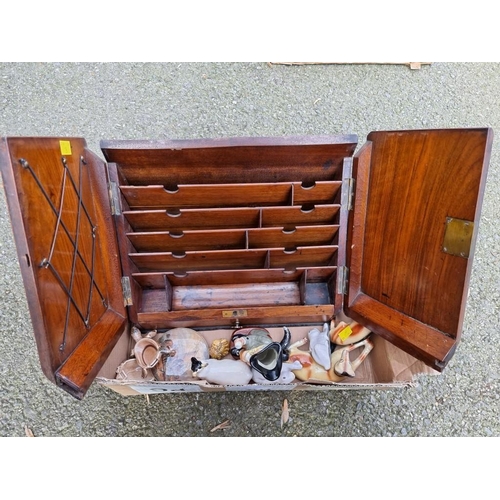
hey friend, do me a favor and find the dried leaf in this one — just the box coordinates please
[281,399,289,428]
[210,419,231,432]
[25,426,34,437]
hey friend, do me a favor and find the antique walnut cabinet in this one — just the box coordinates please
[0,129,493,399]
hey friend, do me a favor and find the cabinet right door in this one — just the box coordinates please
[345,128,493,370]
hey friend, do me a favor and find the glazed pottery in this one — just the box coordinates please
[329,320,371,346]
[230,326,291,382]
[251,360,303,385]
[134,338,161,372]
[230,327,273,356]
[308,323,331,370]
[131,326,162,376]
[330,339,373,377]
[288,337,374,383]
[115,359,155,382]
[191,357,253,385]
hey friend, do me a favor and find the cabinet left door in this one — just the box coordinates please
[0,137,128,399]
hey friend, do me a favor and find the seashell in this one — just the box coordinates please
[153,328,209,380]
[209,338,230,359]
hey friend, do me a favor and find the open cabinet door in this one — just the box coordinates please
[346,129,493,371]
[0,138,127,399]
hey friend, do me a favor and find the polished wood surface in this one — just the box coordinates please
[0,138,127,398]
[111,136,346,328]
[101,135,358,186]
[120,181,341,210]
[346,129,493,370]
[124,205,339,231]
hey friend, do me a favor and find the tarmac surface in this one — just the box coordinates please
[0,62,499,437]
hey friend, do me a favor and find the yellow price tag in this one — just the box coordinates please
[339,325,352,342]
[59,140,72,156]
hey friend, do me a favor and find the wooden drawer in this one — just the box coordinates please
[0,130,493,398]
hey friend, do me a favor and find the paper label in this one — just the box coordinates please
[339,325,353,341]
[59,140,72,156]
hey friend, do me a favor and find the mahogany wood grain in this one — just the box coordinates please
[133,266,336,288]
[0,138,127,398]
[270,246,338,269]
[108,162,143,324]
[126,225,339,253]
[334,157,354,318]
[346,129,493,370]
[101,135,357,186]
[261,205,340,228]
[247,225,339,249]
[120,181,341,210]
[130,248,270,272]
[127,229,247,252]
[124,207,261,231]
[129,246,338,273]
[124,205,340,232]
[136,304,335,330]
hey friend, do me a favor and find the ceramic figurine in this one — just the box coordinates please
[153,328,209,381]
[191,357,253,385]
[115,358,155,382]
[230,326,291,382]
[209,338,230,360]
[251,360,303,385]
[288,337,374,383]
[330,320,371,346]
[131,326,162,377]
[308,322,331,370]
[230,327,273,354]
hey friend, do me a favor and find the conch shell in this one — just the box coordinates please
[209,338,230,359]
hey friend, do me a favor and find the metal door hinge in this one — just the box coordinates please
[337,266,349,295]
[346,178,355,211]
[121,276,133,306]
[109,181,121,215]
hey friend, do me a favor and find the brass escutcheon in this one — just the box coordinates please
[442,217,474,258]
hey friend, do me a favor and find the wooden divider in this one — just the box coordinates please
[126,225,339,253]
[124,204,340,232]
[129,246,338,273]
[120,181,342,210]
[113,154,346,323]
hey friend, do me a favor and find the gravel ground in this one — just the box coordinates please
[0,62,499,437]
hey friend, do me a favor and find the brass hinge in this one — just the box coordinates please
[341,177,355,211]
[109,181,121,215]
[121,276,133,306]
[337,266,349,295]
[346,177,355,211]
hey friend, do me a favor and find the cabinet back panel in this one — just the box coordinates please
[102,135,357,185]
